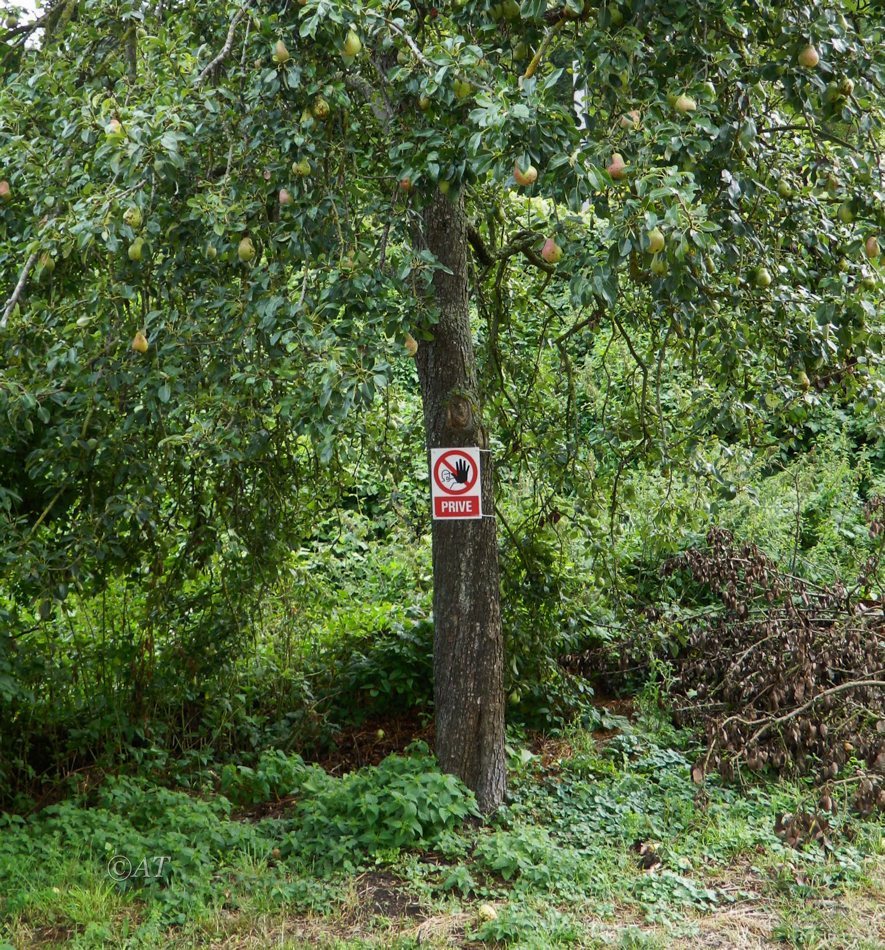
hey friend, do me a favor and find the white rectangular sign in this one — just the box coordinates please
[430,447,482,520]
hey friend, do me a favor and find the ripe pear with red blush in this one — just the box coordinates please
[541,238,562,264]
[513,161,538,186]
[607,153,627,180]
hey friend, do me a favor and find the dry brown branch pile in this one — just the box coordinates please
[660,517,884,815]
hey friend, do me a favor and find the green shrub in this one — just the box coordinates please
[318,618,435,722]
[282,746,479,870]
[0,774,338,926]
[220,749,317,806]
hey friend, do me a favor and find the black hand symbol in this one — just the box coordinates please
[453,458,470,484]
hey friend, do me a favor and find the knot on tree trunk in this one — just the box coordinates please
[446,394,474,430]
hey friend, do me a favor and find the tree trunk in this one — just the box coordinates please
[414,192,506,812]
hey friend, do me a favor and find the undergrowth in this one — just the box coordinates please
[1,721,882,948]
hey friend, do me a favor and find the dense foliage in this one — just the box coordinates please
[0,0,883,804]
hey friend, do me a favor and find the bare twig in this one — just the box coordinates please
[27,485,66,538]
[611,310,647,371]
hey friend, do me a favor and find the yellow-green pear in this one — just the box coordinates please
[754,266,772,288]
[342,29,362,58]
[131,331,149,353]
[273,40,290,64]
[123,206,142,228]
[674,94,697,113]
[453,78,472,99]
[238,237,256,263]
[651,254,668,276]
[312,96,330,119]
[647,227,665,254]
[798,43,820,68]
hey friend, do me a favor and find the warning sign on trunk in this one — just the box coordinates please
[430,447,482,520]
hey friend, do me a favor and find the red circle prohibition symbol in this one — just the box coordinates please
[433,450,478,495]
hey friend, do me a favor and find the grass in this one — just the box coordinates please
[1,716,883,949]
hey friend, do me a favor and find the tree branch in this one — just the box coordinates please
[468,226,558,274]
[196,6,249,85]
[345,73,393,125]
[611,310,647,371]
[467,224,494,267]
[364,11,432,69]
[553,305,603,346]
[717,676,885,749]
[523,18,564,80]
[1,251,38,329]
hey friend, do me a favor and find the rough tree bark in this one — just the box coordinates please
[414,192,506,812]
